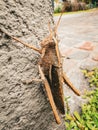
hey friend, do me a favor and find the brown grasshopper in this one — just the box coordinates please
[0,13,80,124]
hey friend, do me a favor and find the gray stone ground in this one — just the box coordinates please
[54,9,98,113]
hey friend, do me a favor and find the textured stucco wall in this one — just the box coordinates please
[0,0,65,130]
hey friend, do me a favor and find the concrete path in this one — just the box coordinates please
[54,9,98,113]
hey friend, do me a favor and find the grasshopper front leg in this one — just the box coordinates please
[63,72,81,96]
[0,28,42,54]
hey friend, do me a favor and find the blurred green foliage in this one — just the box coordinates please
[54,6,62,13]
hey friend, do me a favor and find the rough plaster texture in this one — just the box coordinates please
[0,0,65,130]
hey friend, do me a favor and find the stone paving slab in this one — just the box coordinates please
[54,9,98,113]
[67,50,90,60]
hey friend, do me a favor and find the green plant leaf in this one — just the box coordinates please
[65,114,74,121]
[74,111,81,122]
